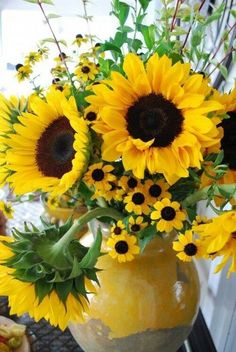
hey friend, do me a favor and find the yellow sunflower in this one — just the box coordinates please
[144,178,171,206]
[128,215,148,233]
[194,211,236,276]
[2,90,90,196]
[88,53,222,183]
[75,61,99,82]
[124,186,150,215]
[151,198,186,233]
[173,230,205,262]
[107,233,140,263]
[83,162,116,191]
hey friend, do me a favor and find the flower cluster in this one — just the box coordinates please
[0,0,235,331]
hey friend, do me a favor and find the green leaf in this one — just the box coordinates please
[23,0,37,3]
[138,224,157,252]
[35,280,53,303]
[100,42,122,55]
[139,0,152,11]
[113,31,128,47]
[56,280,73,303]
[47,13,61,19]
[204,3,225,25]
[79,227,102,269]
[213,150,224,167]
[41,0,54,4]
[40,38,67,47]
[68,257,82,279]
[219,65,228,80]
[74,276,88,298]
[138,24,155,50]
[119,2,130,26]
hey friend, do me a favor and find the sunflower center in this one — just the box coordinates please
[149,184,162,197]
[220,112,236,170]
[115,240,129,254]
[82,66,90,74]
[127,177,138,188]
[184,243,197,256]
[232,231,236,239]
[126,93,184,147]
[92,169,104,181]
[114,226,122,235]
[36,116,75,178]
[132,192,145,205]
[161,206,176,220]
[86,111,97,121]
[131,224,140,232]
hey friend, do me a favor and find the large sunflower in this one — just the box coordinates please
[2,90,90,195]
[87,53,222,183]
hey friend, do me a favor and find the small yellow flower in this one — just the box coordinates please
[107,233,140,263]
[119,175,141,193]
[24,51,41,65]
[128,216,148,233]
[144,179,171,206]
[151,198,186,233]
[124,187,150,215]
[192,215,212,232]
[16,64,32,82]
[173,230,205,262]
[84,105,99,124]
[84,162,116,191]
[72,34,88,47]
[110,220,127,237]
[75,61,99,82]
[0,201,14,219]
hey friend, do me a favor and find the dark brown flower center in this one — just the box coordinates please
[131,224,140,232]
[232,231,236,239]
[114,226,122,235]
[127,177,137,188]
[92,168,104,181]
[86,111,97,121]
[149,184,162,197]
[184,243,197,256]
[115,240,129,254]
[82,66,90,74]
[132,192,145,205]
[220,111,236,170]
[126,93,184,147]
[161,206,176,220]
[36,116,75,178]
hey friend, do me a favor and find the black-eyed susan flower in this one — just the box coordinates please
[16,64,32,82]
[72,34,88,47]
[84,105,99,124]
[151,198,186,233]
[192,215,212,232]
[88,53,222,183]
[128,215,148,233]
[94,182,125,202]
[110,220,127,236]
[144,178,171,205]
[83,162,116,191]
[107,233,140,263]
[0,201,14,219]
[24,51,41,65]
[75,61,99,82]
[119,175,141,193]
[1,90,90,196]
[124,187,150,215]
[173,230,204,262]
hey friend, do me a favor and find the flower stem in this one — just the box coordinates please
[54,207,123,251]
[183,184,236,207]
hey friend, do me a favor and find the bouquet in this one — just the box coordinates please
[0,0,235,332]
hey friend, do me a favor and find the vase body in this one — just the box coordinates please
[70,226,200,352]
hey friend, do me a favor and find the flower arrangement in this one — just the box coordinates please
[0,0,235,333]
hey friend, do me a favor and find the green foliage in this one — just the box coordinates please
[138,224,158,252]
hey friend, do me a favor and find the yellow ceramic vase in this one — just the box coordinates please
[70,226,200,352]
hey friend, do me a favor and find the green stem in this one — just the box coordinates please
[183,184,236,207]
[54,207,123,251]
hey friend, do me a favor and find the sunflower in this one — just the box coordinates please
[75,61,99,82]
[88,53,222,183]
[83,162,116,192]
[2,90,90,196]
[128,215,148,233]
[118,175,141,193]
[16,64,32,82]
[124,187,150,215]
[173,230,205,262]
[144,178,171,206]
[194,211,236,276]
[110,220,127,236]
[107,233,140,263]
[0,201,14,219]
[151,198,186,233]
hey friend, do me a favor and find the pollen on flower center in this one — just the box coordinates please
[149,184,162,197]
[220,111,236,170]
[82,66,90,74]
[126,93,184,147]
[161,206,176,220]
[115,240,129,254]
[36,116,75,178]
[184,243,198,256]
[132,192,145,205]
[92,169,104,181]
